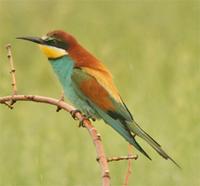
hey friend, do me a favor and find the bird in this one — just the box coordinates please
[17,30,180,167]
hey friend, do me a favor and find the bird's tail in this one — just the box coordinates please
[127,120,181,168]
[93,105,180,168]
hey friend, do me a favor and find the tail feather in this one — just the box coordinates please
[91,103,180,168]
[95,107,152,159]
[103,115,180,168]
[128,120,181,168]
[108,118,152,160]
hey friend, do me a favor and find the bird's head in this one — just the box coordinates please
[17,30,77,59]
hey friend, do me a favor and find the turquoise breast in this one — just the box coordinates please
[49,56,97,118]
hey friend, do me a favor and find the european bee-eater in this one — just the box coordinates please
[17,30,179,167]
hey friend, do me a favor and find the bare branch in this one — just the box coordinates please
[123,144,133,186]
[107,154,138,163]
[0,94,110,186]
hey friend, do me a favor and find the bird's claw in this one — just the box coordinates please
[79,117,88,127]
[70,109,82,120]
[79,115,96,127]
[70,110,96,127]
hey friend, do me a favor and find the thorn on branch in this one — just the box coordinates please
[10,99,16,106]
[56,107,61,112]
[10,69,16,73]
[3,101,14,109]
[103,170,110,179]
[96,133,102,141]
[56,91,65,112]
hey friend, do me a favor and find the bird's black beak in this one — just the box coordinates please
[16,36,44,44]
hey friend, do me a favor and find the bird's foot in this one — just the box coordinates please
[78,116,88,128]
[70,110,96,127]
[70,109,82,120]
[85,111,96,122]
[78,115,96,127]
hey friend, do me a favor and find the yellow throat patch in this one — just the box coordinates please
[39,45,68,59]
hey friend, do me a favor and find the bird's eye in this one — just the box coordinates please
[43,36,68,50]
[43,37,57,46]
[44,37,53,42]
[42,36,52,41]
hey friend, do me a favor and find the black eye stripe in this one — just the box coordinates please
[44,37,68,50]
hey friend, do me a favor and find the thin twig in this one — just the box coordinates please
[107,154,138,163]
[0,94,110,186]
[123,144,133,186]
[6,44,17,96]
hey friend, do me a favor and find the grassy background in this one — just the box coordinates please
[0,0,199,185]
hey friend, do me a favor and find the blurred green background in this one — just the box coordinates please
[0,0,199,185]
